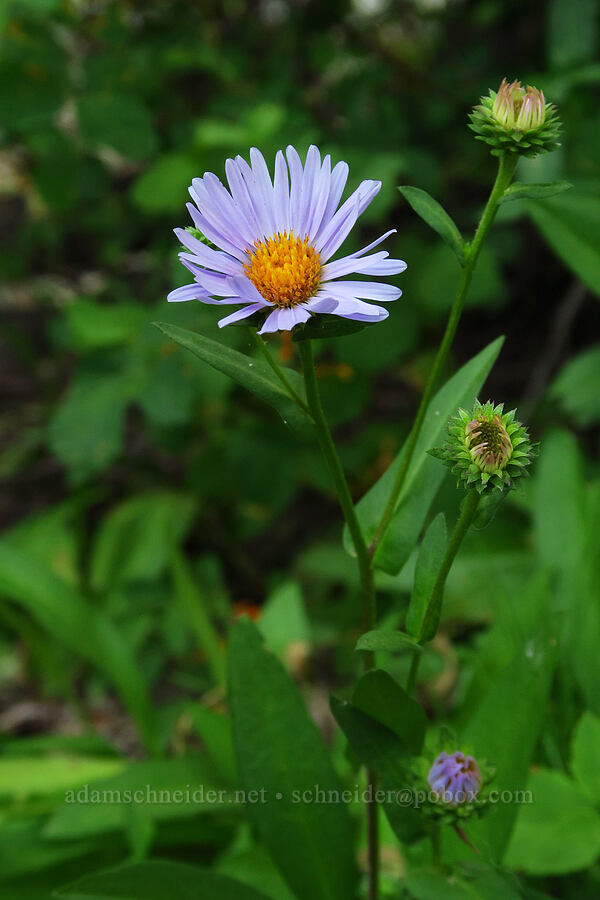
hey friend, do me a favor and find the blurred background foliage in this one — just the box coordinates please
[0,0,599,897]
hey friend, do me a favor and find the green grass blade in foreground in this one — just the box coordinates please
[228,618,357,900]
[171,549,226,685]
[0,540,156,752]
[154,322,312,430]
[45,757,225,839]
[344,337,504,574]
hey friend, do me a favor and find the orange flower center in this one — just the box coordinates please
[245,231,321,308]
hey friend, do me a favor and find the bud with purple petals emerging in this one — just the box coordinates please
[427,751,482,806]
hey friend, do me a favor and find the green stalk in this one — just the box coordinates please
[298,339,379,900]
[247,328,311,416]
[172,550,226,686]
[298,340,376,635]
[406,489,480,695]
[370,154,518,554]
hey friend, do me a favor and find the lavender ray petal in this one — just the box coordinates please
[313,160,349,244]
[273,149,290,235]
[218,302,266,328]
[167,283,211,302]
[175,226,243,275]
[322,280,402,302]
[286,145,305,236]
[306,154,332,241]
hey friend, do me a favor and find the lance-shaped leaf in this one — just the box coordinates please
[527,192,600,299]
[355,630,422,655]
[398,186,465,265]
[406,512,447,639]
[462,591,557,860]
[344,337,504,574]
[499,180,572,204]
[55,860,273,899]
[331,697,424,844]
[352,670,427,755]
[154,322,312,430]
[228,618,357,900]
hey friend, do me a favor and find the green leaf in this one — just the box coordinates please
[0,540,156,751]
[499,181,572,204]
[532,431,600,715]
[90,492,196,594]
[398,186,465,265]
[571,712,600,805]
[258,580,311,655]
[131,153,199,213]
[527,192,600,298]
[48,367,134,483]
[405,513,447,638]
[186,704,236,785]
[346,337,504,574]
[64,300,148,351]
[533,430,586,573]
[461,604,557,860]
[405,861,523,900]
[352,670,427,755]
[292,313,367,342]
[172,550,226,685]
[77,93,158,161]
[45,756,225,839]
[216,842,296,900]
[228,618,358,900]
[355,630,422,654]
[505,769,600,875]
[0,819,96,882]
[54,860,272,899]
[330,697,423,844]
[0,756,124,800]
[551,344,600,425]
[154,322,312,431]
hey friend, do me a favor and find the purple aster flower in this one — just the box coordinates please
[168,145,406,334]
[427,751,482,806]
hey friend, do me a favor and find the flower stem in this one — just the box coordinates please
[247,328,312,416]
[298,338,379,900]
[298,340,376,634]
[370,154,518,555]
[405,489,480,694]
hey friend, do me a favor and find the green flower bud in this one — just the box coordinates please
[469,78,561,157]
[431,400,537,494]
